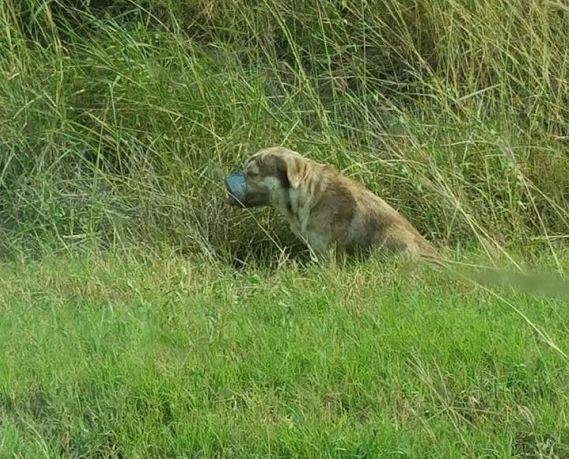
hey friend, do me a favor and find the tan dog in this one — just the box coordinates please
[225,146,439,262]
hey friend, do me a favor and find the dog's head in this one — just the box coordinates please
[225,147,304,208]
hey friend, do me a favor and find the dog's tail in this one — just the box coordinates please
[421,255,569,299]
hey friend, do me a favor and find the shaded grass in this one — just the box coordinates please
[0,0,568,261]
[0,254,568,457]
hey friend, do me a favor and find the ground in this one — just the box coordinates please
[1,254,567,457]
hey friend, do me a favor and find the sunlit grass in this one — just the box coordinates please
[0,254,568,457]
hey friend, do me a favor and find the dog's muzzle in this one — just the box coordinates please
[225,172,247,205]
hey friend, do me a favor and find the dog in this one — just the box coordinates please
[225,146,440,263]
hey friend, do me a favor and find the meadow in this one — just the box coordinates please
[1,254,568,457]
[0,0,568,456]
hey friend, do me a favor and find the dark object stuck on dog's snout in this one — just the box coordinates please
[225,172,247,204]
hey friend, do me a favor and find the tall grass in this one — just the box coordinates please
[1,0,568,261]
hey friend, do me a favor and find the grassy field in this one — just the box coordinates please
[1,0,569,457]
[0,254,568,457]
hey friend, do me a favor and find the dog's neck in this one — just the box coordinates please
[271,187,295,219]
[272,186,314,239]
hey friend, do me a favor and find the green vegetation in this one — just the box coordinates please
[1,0,568,259]
[1,255,568,457]
[1,1,568,456]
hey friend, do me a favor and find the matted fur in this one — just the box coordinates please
[226,146,439,262]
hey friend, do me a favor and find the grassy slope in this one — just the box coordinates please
[0,255,568,457]
[1,2,568,457]
[1,1,568,260]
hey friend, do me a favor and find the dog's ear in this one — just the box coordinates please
[276,155,302,189]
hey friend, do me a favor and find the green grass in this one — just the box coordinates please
[0,254,568,457]
[1,0,568,260]
[1,1,568,457]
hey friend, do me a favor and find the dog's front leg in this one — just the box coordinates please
[304,231,336,264]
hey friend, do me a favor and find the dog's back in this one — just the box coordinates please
[326,171,438,259]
